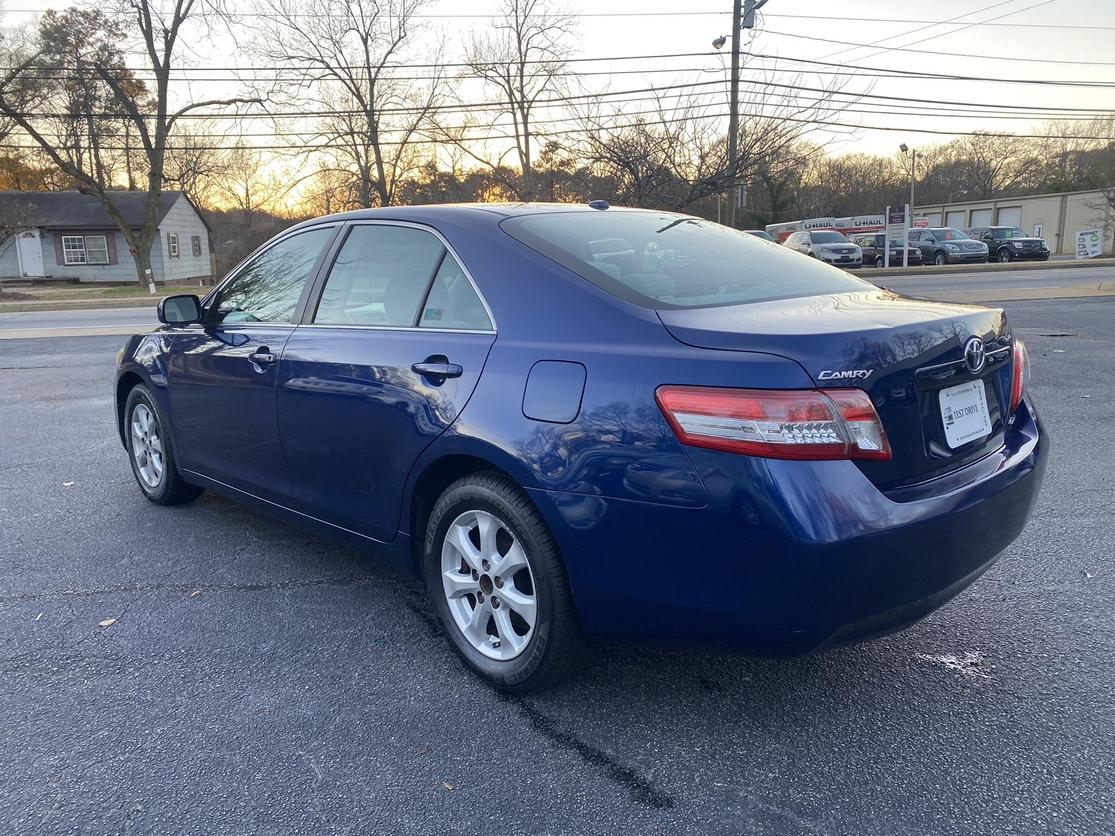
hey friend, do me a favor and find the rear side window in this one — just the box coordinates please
[314,225,445,327]
[314,224,492,330]
[501,212,868,309]
[420,254,492,331]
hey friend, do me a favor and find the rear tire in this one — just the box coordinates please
[124,384,203,506]
[423,472,588,692]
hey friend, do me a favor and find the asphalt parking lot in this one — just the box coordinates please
[1,297,1112,835]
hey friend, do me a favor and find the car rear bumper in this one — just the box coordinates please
[530,400,1046,656]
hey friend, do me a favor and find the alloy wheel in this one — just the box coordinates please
[935,252,947,266]
[440,509,537,661]
[130,403,164,488]
[998,250,1011,263]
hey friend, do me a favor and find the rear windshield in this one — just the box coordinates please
[501,211,869,309]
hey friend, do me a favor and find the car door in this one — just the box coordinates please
[909,230,928,259]
[276,222,497,542]
[165,225,338,502]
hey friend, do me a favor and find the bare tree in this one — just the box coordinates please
[252,0,443,209]
[439,0,575,201]
[576,73,854,213]
[0,1,259,286]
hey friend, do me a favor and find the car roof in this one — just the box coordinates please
[278,202,689,238]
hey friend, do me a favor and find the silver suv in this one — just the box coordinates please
[783,229,863,269]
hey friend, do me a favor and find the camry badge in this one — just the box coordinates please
[818,369,873,381]
[964,337,986,374]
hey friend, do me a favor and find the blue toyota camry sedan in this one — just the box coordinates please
[115,203,1046,691]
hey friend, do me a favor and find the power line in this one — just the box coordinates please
[5,6,1113,29]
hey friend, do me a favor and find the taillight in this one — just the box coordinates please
[655,385,891,461]
[1009,338,1030,413]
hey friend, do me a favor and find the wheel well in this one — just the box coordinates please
[115,371,144,445]
[408,454,519,572]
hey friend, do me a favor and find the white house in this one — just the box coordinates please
[0,190,213,283]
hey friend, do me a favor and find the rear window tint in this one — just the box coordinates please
[501,212,869,309]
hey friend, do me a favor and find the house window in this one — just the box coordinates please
[168,232,179,258]
[84,235,109,265]
[61,234,110,266]
[62,236,87,265]
[191,235,202,257]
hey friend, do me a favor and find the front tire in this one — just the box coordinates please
[874,255,885,268]
[124,384,202,506]
[934,251,947,266]
[997,248,1013,263]
[423,472,587,692]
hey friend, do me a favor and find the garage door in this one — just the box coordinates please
[997,206,1022,227]
[970,208,993,227]
[945,210,966,228]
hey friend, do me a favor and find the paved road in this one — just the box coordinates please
[1,297,1112,834]
[2,263,1114,338]
[878,263,1115,297]
[0,306,157,339]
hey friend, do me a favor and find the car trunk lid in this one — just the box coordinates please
[657,289,1013,489]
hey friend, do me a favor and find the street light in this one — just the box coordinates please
[712,0,768,229]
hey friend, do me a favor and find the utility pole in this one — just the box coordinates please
[724,0,767,229]
[901,143,919,217]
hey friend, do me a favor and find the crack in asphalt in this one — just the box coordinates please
[401,592,675,810]
[496,691,676,810]
[0,573,378,603]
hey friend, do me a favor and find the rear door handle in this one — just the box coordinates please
[249,348,277,365]
[412,361,463,379]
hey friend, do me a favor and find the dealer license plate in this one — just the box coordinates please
[939,379,992,449]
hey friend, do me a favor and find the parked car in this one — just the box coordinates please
[909,227,989,266]
[968,226,1050,262]
[116,204,1046,691]
[852,232,923,268]
[783,229,863,268]
[744,229,776,242]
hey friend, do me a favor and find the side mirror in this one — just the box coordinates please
[158,293,202,325]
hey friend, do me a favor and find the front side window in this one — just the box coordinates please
[62,235,87,265]
[212,227,334,325]
[502,212,869,309]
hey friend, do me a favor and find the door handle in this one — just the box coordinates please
[412,360,463,380]
[249,348,277,365]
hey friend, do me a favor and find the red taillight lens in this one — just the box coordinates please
[1009,338,1030,413]
[655,386,891,461]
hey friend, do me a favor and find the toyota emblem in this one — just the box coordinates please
[964,336,986,374]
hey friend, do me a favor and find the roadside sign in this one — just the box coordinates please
[1033,223,1044,239]
[1076,229,1102,259]
[885,205,910,267]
